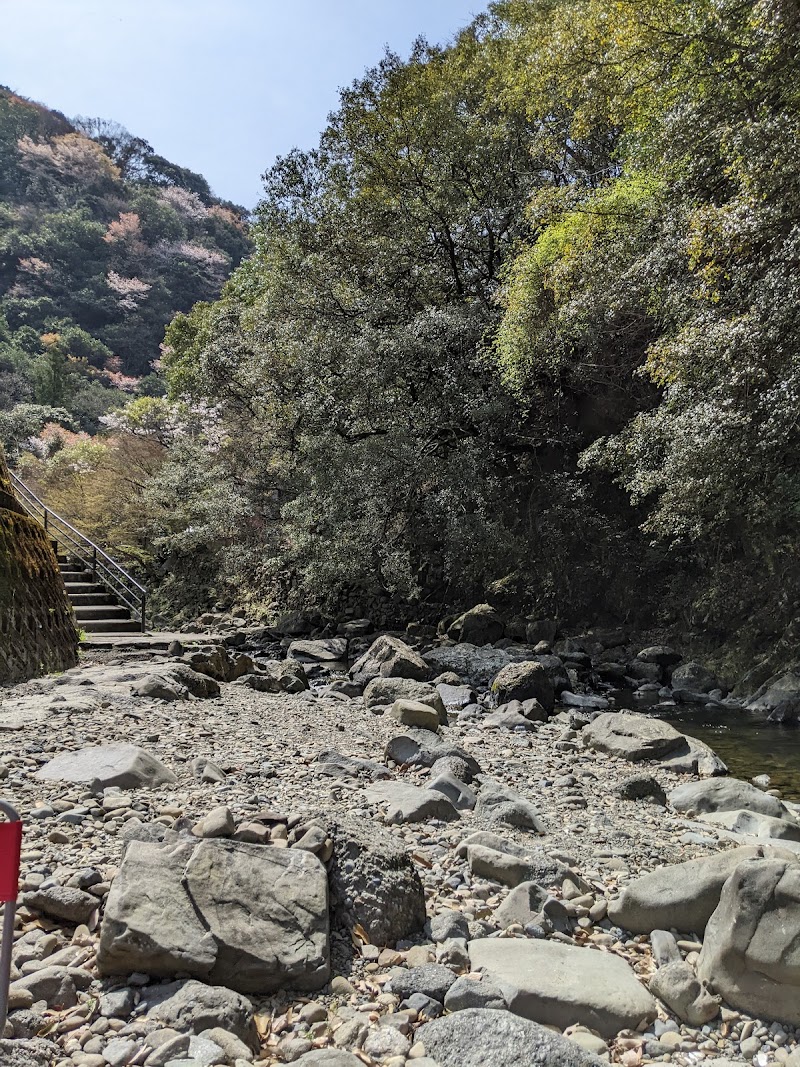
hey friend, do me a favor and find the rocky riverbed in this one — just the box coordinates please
[1,614,800,1067]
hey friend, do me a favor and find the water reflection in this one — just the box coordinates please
[663,709,800,801]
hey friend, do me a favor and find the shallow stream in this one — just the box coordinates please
[664,708,800,801]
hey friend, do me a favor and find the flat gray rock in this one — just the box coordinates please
[583,713,726,775]
[607,845,790,933]
[389,963,458,1002]
[697,808,800,841]
[385,730,481,774]
[474,779,544,832]
[469,938,657,1037]
[583,713,687,761]
[444,974,508,1011]
[288,638,348,662]
[98,838,329,993]
[22,885,97,925]
[134,664,220,700]
[315,750,391,781]
[416,1008,604,1067]
[428,771,477,810]
[35,744,176,789]
[364,677,444,715]
[294,1052,364,1066]
[139,979,255,1045]
[437,682,476,711]
[492,880,549,928]
[364,781,459,823]
[669,778,789,820]
[463,835,569,889]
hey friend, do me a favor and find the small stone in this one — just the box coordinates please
[191,805,235,839]
[363,1026,411,1060]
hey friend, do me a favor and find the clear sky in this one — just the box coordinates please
[0,0,483,209]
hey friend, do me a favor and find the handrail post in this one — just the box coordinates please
[43,510,48,532]
[92,546,97,580]
[140,593,146,633]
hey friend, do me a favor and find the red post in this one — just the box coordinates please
[0,804,21,1035]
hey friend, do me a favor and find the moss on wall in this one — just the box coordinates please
[0,448,78,683]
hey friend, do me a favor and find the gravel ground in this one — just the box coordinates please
[0,646,797,1067]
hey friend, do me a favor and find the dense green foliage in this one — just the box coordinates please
[0,88,250,446]
[16,2,800,668]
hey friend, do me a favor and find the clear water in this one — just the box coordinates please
[664,709,800,802]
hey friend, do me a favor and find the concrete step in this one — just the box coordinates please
[63,582,106,595]
[80,619,142,634]
[69,592,117,607]
[73,605,130,621]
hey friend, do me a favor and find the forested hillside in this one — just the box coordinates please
[12,0,800,678]
[0,87,250,445]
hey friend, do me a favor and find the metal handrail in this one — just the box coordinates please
[9,470,147,631]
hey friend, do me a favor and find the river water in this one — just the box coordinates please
[664,708,800,801]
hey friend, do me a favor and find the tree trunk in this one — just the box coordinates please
[0,447,78,683]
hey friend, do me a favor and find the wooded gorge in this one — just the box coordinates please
[4,0,800,678]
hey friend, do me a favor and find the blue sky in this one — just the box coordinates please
[0,0,483,208]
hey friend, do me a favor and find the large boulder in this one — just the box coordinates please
[350,635,430,686]
[183,645,252,682]
[491,661,554,712]
[607,846,787,933]
[637,646,681,667]
[36,744,176,790]
[424,643,510,689]
[583,713,727,775]
[468,939,656,1037]
[416,1009,603,1067]
[583,713,685,761]
[448,604,504,645]
[670,777,790,820]
[698,858,800,1025]
[98,838,330,993]
[327,815,426,946]
[671,661,718,694]
[745,669,800,713]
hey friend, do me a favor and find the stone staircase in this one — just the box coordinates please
[59,553,142,634]
[10,468,147,635]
